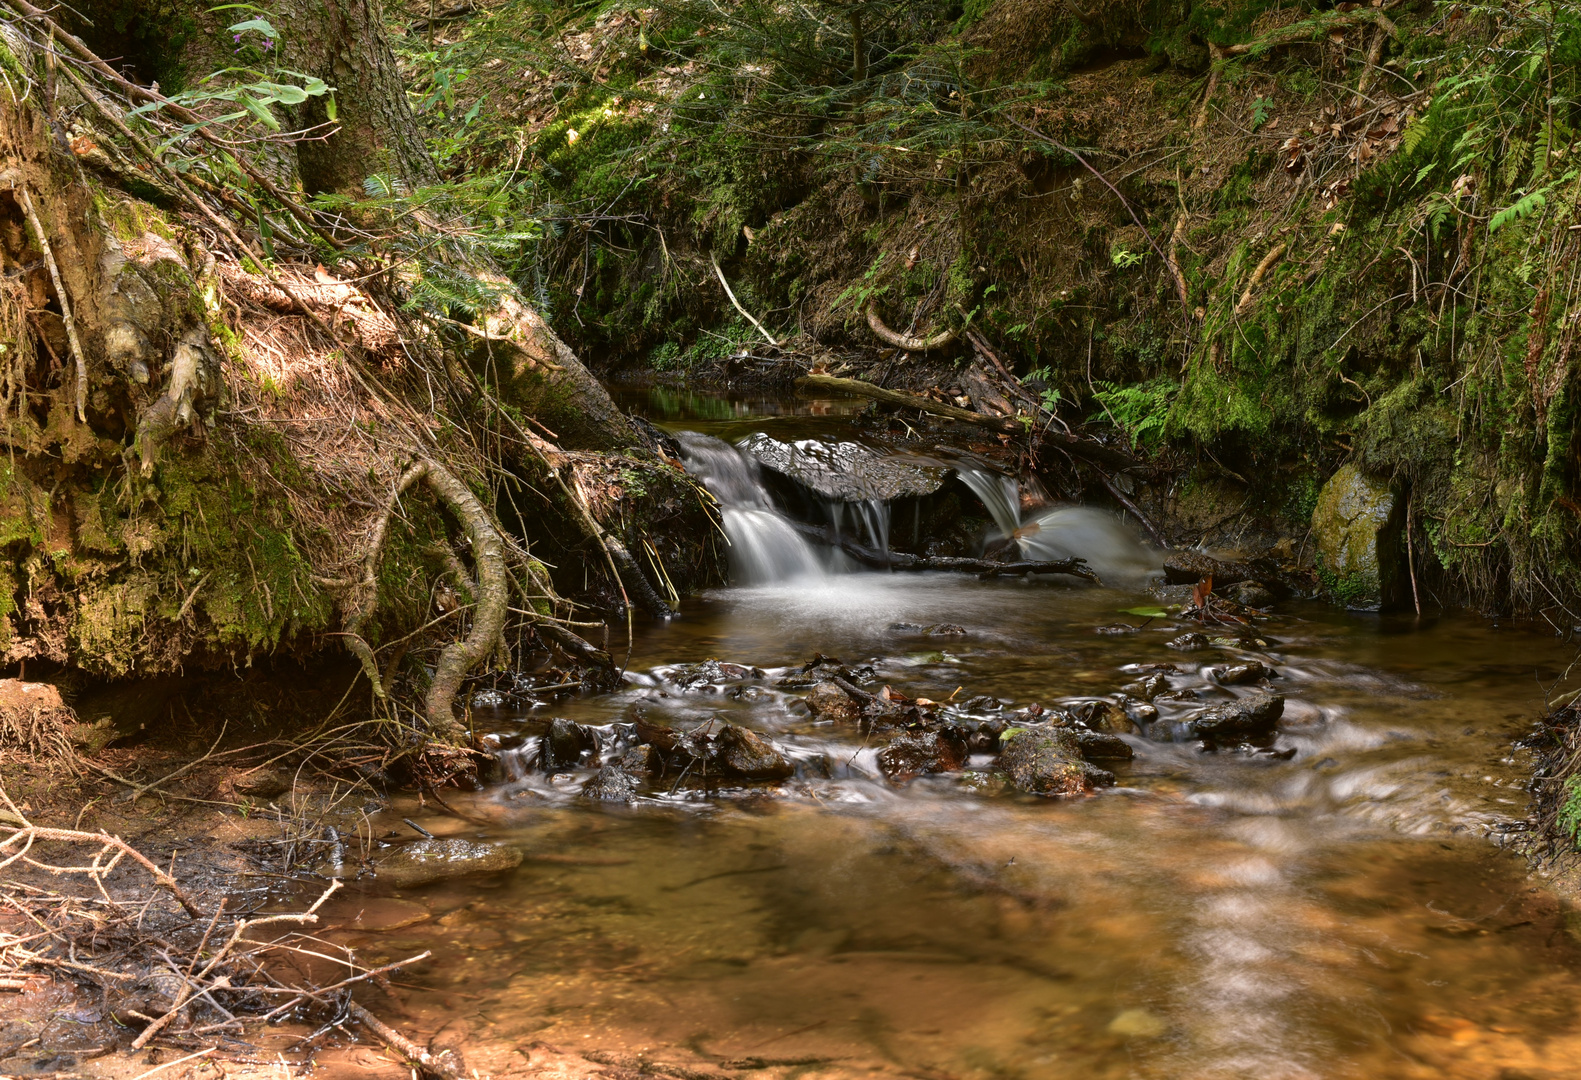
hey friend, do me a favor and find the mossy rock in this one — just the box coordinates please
[1311,464,1403,610]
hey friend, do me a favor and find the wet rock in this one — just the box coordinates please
[715,724,794,780]
[1123,701,1158,727]
[878,730,968,781]
[1311,463,1403,609]
[777,654,875,688]
[1210,634,1272,649]
[923,623,967,637]
[1213,660,1277,686]
[1167,632,1210,651]
[998,726,1115,796]
[471,688,506,708]
[1153,688,1200,702]
[581,765,638,802]
[805,680,861,723]
[1073,699,1132,733]
[544,718,594,769]
[1183,693,1285,740]
[618,744,661,775]
[739,432,948,501]
[373,838,522,889]
[1223,581,1276,609]
[1121,673,1170,701]
[1163,552,1254,586]
[1096,623,1141,635]
[232,768,289,799]
[664,659,766,691]
[1072,729,1135,763]
[959,771,1011,795]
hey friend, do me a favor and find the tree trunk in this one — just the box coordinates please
[275,0,440,197]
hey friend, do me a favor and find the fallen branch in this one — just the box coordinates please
[346,1001,467,1080]
[865,301,958,352]
[787,521,1099,583]
[711,254,778,347]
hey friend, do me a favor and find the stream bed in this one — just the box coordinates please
[338,396,1581,1080]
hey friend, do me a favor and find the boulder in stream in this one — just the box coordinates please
[1072,729,1135,763]
[805,680,861,723]
[738,433,947,501]
[544,718,595,769]
[582,765,638,802]
[715,724,795,780]
[998,726,1116,796]
[1310,463,1404,609]
[1121,673,1170,701]
[1213,660,1277,686]
[878,730,968,781]
[1224,581,1276,609]
[1180,692,1285,740]
[662,659,766,691]
[372,839,522,889]
[1163,552,1255,586]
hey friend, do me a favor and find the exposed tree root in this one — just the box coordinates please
[1234,243,1288,317]
[865,301,958,352]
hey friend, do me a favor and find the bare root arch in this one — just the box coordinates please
[864,301,958,352]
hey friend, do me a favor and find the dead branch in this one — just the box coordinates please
[346,1001,467,1080]
[865,301,957,352]
[711,254,778,347]
[12,183,85,421]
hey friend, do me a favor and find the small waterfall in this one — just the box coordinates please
[957,469,1021,537]
[678,433,826,584]
[957,467,1158,579]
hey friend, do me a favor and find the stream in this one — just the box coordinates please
[339,391,1581,1080]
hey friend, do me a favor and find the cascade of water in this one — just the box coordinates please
[956,466,1158,579]
[956,468,1023,537]
[677,432,827,584]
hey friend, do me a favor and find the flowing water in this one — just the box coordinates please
[329,401,1581,1080]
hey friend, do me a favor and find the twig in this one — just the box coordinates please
[711,254,778,346]
[346,1001,466,1080]
[128,1046,215,1080]
[14,185,86,421]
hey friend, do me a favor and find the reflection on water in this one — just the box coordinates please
[335,572,1581,1080]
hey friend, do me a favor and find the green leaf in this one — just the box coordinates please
[227,17,278,37]
[236,93,281,130]
[325,92,338,122]
[1119,606,1169,619]
[1490,188,1548,232]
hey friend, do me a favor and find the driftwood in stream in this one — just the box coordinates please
[789,522,1100,583]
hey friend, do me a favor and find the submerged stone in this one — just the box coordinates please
[998,726,1115,796]
[373,839,522,889]
[715,724,794,780]
[1121,673,1170,701]
[1167,632,1210,651]
[1311,463,1403,609]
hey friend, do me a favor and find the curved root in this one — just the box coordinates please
[416,459,509,741]
[865,301,958,352]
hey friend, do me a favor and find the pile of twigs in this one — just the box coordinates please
[0,791,459,1077]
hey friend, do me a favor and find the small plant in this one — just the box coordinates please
[1111,248,1144,269]
[1249,96,1273,131]
[1090,379,1176,448]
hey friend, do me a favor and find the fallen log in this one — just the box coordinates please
[787,521,1099,583]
